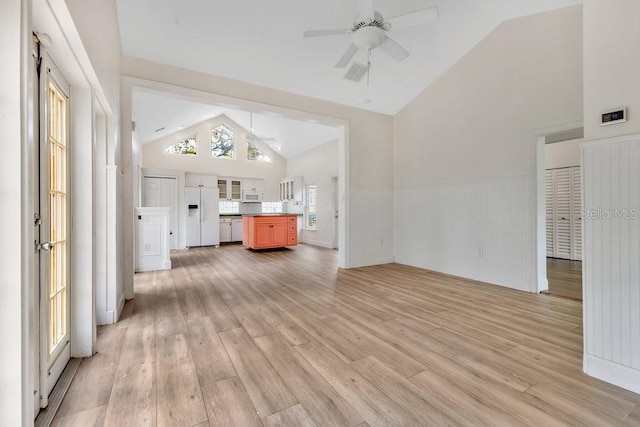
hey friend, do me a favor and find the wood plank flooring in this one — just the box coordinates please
[546,258,582,301]
[53,244,639,426]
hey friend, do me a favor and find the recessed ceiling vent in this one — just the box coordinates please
[344,63,368,82]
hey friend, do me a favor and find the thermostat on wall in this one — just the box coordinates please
[601,107,627,126]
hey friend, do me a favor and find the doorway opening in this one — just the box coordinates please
[122,78,350,303]
[536,126,583,300]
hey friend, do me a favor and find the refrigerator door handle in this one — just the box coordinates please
[201,197,204,223]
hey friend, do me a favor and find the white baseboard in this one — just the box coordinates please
[116,293,126,323]
[584,353,640,394]
[394,257,531,293]
[301,238,334,249]
[348,256,395,269]
[96,310,112,326]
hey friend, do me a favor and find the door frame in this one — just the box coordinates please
[534,121,584,293]
[123,78,350,302]
[38,52,72,408]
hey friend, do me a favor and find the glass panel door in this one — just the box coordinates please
[39,58,71,406]
[47,79,68,357]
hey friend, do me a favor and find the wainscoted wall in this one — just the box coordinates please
[349,187,395,268]
[394,176,535,292]
[582,134,640,394]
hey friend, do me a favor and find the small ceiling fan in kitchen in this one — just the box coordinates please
[245,112,282,152]
[303,0,439,83]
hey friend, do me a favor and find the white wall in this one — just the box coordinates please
[582,0,640,393]
[393,6,583,292]
[122,57,395,270]
[286,140,338,248]
[584,0,640,140]
[545,139,582,169]
[0,0,29,423]
[142,114,286,201]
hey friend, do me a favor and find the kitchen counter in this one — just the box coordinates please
[241,213,303,217]
[242,215,298,249]
[219,213,243,217]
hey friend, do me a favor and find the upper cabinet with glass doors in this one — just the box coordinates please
[279,176,303,202]
[218,177,242,201]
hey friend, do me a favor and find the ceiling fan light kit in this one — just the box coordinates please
[303,0,439,83]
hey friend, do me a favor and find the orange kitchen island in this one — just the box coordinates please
[242,214,298,249]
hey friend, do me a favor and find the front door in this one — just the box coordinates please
[36,53,71,408]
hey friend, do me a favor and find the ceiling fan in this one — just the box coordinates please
[245,112,282,152]
[303,0,439,81]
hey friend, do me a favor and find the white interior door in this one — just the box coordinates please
[572,167,583,261]
[38,55,71,407]
[143,176,178,249]
[545,170,554,257]
[553,168,572,259]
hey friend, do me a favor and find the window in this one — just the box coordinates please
[211,124,235,159]
[165,136,197,155]
[219,201,239,214]
[247,143,271,162]
[305,185,317,230]
[262,202,282,213]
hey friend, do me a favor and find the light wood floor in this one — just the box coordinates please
[52,244,639,426]
[546,258,582,301]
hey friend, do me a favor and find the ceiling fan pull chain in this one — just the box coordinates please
[367,49,371,86]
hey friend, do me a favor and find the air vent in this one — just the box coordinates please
[344,63,368,82]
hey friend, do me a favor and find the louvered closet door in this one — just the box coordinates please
[545,170,555,257]
[553,168,572,259]
[572,167,582,261]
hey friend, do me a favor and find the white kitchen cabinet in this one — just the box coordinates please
[219,218,232,242]
[243,178,265,191]
[218,177,242,201]
[279,176,303,202]
[186,173,218,188]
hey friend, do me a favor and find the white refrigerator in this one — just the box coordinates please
[185,186,220,247]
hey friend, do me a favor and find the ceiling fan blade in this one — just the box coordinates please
[380,36,410,62]
[356,0,375,21]
[303,29,352,38]
[386,6,439,30]
[253,137,276,142]
[335,43,359,68]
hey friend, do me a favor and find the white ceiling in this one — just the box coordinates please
[132,89,340,159]
[116,0,581,115]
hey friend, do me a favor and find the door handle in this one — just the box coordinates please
[36,241,53,252]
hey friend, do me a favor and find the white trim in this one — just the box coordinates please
[301,238,334,249]
[582,132,640,147]
[584,354,640,395]
[349,256,394,269]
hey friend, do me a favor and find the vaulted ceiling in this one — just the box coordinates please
[132,89,340,159]
[116,0,581,115]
